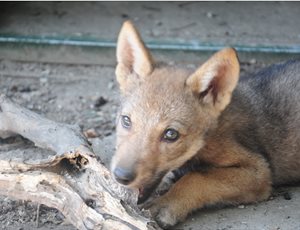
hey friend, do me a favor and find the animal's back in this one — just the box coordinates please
[224,59,300,185]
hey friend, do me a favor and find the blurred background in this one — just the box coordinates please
[1,1,300,64]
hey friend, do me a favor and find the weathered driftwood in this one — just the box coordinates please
[0,94,160,230]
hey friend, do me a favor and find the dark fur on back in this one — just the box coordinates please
[221,59,300,185]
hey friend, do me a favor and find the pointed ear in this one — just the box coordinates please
[186,48,240,113]
[115,21,154,91]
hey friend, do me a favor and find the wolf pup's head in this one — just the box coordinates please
[111,21,240,203]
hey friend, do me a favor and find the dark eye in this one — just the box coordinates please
[121,115,131,129]
[162,128,179,142]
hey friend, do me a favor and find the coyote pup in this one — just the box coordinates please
[111,21,300,228]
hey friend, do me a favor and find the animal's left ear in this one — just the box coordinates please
[116,21,154,92]
[186,48,240,114]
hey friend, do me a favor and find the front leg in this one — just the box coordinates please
[149,162,272,228]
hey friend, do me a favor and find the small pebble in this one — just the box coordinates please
[41,68,50,75]
[151,29,161,37]
[107,81,114,90]
[94,96,108,108]
[283,192,291,200]
[19,86,32,93]
[121,13,129,18]
[206,11,216,18]
[40,77,48,84]
[155,20,163,26]
[84,128,99,138]
[249,58,257,64]
[238,205,245,209]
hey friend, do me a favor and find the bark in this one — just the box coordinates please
[0,94,159,230]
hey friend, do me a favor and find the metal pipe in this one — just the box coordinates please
[0,34,300,54]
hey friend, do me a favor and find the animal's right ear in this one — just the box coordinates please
[186,48,240,115]
[116,21,154,91]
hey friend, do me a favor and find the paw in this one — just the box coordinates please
[147,197,186,229]
[154,207,179,229]
[138,172,176,208]
[155,171,176,195]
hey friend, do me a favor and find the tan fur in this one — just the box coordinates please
[116,20,154,92]
[111,21,297,229]
[186,48,240,114]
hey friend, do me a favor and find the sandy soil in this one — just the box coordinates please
[0,58,299,230]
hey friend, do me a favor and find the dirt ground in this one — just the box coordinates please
[0,58,300,230]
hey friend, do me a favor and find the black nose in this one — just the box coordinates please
[113,167,136,185]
